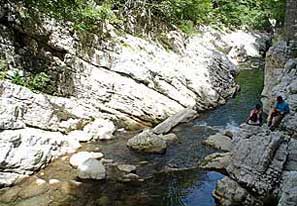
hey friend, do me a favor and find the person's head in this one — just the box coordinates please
[255,104,261,110]
[277,96,283,103]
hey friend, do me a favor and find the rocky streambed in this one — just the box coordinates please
[0,68,264,206]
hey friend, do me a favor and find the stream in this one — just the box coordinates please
[0,68,264,206]
[79,68,264,206]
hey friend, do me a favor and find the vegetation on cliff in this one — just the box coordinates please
[20,0,286,32]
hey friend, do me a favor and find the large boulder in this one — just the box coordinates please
[127,130,167,154]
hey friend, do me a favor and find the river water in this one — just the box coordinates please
[84,68,264,206]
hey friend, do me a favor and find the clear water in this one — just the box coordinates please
[69,69,264,206]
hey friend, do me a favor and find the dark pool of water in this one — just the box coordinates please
[76,69,264,206]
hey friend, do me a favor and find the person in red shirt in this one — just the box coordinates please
[246,104,263,126]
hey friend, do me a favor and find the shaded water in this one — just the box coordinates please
[81,69,264,206]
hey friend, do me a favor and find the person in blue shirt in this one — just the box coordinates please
[267,96,290,130]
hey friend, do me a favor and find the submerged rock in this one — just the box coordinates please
[78,159,106,180]
[117,164,137,173]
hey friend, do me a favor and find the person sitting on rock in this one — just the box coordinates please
[246,104,263,126]
[267,96,290,130]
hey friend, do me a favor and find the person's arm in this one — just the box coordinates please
[246,110,253,123]
[283,103,290,115]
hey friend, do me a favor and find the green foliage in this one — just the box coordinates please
[178,20,197,35]
[210,0,286,29]
[28,72,50,91]
[11,72,26,86]
[161,0,212,24]
[10,71,50,92]
[21,0,286,32]
[23,0,120,31]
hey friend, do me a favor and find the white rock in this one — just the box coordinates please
[49,179,60,185]
[70,152,104,168]
[0,128,80,187]
[153,108,198,135]
[35,178,47,185]
[83,119,116,140]
[203,133,233,152]
[78,159,106,180]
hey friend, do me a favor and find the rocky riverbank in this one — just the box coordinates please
[203,41,297,206]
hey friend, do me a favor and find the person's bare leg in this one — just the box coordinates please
[267,110,274,126]
[271,115,283,129]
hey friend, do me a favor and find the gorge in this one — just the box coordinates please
[0,0,296,206]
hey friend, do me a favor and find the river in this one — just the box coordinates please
[83,68,264,206]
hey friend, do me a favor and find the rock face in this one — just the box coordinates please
[213,124,290,206]
[261,41,296,113]
[0,128,81,187]
[213,40,297,205]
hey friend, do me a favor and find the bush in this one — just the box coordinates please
[10,71,50,92]
[23,0,120,31]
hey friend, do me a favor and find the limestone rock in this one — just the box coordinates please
[0,98,25,130]
[226,126,288,195]
[0,128,80,187]
[153,108,198,135]
[203,133,233,152]
[68,119,116,142]
[213,177,262,206]
[200,152,231,172]
[127,130,167,154]
[278,172,297,206]
[160,133,178,144]
[78,159,106,180]
[83,119,116,140]
[117,164,136,173]
[70,152,104,168]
